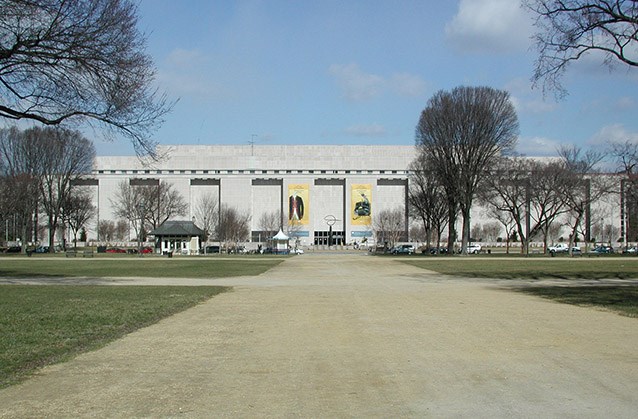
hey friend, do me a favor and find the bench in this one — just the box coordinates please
[82,250,94,257]
[65,250,77,257]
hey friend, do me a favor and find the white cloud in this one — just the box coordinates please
[159,48,229,99]
[614,97,636,111]
[329,63,427,102]
[344,123,387,138]
[329,63,384,101]
[165,48,206,68]
[389,73,427,97]
[515,136,563,157]
[589,124,638,147]
[445,0,533,53]
[505,77,557,114]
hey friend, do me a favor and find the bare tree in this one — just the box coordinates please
[0,127,45,250]
[98,220,115,242]
[216,205,250,249]
[525,0,638,96]
[33,128,95,251]
[490,207,517,254]
[482,221,502,242]
[609,140,638,242]
[470,223,484,241]
[112,180,188,242]
[192,193,219,242]
[408,156,449,251]
[259,210,282,240]
[559,146,612,254]
[416,86,519,254]
[481,157,569,254]
[115,220,129,241]
[141,182,188,229]
[0,0,173,156]
[110,181,146,243]
[62,188,95,248]
[373,207,405,250]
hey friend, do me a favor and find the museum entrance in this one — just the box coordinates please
[314,230,345,246]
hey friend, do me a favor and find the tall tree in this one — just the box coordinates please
[259,210,282,240]
[415,86,519,254]
[0,0,173,156]
[609,140,638,242]
[62,188,96,248]
[481,157,570,254]
[110,181,146,242]
[373,207,405,250]
[192,193,219,242]
[525,0,638,96]
[216,205,250,248]
[408,156,449,252]
[0,127,41,250]
[34,127,95,251]
[558,146,611,254]
[141,182,188,229]
[98,220,116,242]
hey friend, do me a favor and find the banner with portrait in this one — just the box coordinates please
[288,184,309,225]
[351,184,372,225]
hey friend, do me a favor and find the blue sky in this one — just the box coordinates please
[94,0,638,157]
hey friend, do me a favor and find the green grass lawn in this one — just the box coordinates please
[516,286,638,318]
[401,257,638,318]
[0,285,230,388]
[0,257,285,278]
[401,257,638,280]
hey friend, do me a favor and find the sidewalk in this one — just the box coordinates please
[1,254,637,417]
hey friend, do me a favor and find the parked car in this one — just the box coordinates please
[392,244,415,255]
[591,245,614,254]
[128,246,154,254]
[466,244,482,254]
[622,246,637,254]
[548,243,581,255]
[205,245,220,254]
[105,247,126,253]
[421,246,448,255]
[4,246,21,253]
[34,246,50,253]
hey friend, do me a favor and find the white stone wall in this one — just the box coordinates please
[81,145,627,248]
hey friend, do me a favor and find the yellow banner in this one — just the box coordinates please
[288,184,309,225]
[351,184,372,225]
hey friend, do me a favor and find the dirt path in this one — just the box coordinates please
[1,253,637,417]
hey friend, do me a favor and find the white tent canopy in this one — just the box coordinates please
[272,229,289,240]
[272,229,289,253]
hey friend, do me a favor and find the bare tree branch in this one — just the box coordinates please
[0,0,175,156]
[525,0,638,97]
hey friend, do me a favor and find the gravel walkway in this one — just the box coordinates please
[1,253,637,418]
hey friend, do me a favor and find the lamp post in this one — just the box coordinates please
[324,215,337,248]
[137,203,145,256]
[203,216,207,255]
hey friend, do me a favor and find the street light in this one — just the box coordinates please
[136,203,145,256]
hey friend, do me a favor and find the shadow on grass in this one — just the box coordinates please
[514,285,638,318]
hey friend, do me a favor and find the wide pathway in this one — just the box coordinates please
[1,253,637,417]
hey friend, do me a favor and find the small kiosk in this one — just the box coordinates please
[272,229,290,254]
[150,221,206,255]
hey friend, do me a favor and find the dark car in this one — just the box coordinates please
[5,246,21,253]
[392,244,415,255]
[421,247,448,255]
[205,245,220,254]
[591,245,614,254]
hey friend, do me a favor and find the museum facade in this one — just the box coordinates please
[85,144,417,247]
